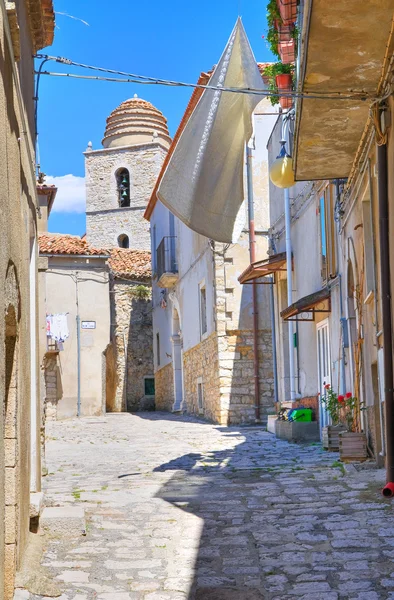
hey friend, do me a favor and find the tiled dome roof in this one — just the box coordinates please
[102,95,172,149]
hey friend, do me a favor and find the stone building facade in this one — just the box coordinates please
[106,250,153,412]
[0,2,55,599]
[85,97,171,251]
[82,96,170,412]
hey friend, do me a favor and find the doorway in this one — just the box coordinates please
[317,319,331,434]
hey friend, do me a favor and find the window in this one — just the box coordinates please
[319,185,337,282]
[116,168,130,207]
[199,284,207,337]
[197,378,204,413]
[156,333,160,366]
[144,377,155,396]
[118,234,129,248]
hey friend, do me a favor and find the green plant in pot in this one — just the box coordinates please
[263,62,294,107]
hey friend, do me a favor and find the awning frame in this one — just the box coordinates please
[281,289,331,322]
[238,252,290,285]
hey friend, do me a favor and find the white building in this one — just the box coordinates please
[145,74,278,425]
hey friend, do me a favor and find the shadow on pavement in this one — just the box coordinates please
[153,433,268,599]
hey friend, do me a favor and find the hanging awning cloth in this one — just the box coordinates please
[281,288,331,321]
[156,18,267,243]
[238,252,288,284]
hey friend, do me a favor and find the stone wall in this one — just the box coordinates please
[183,333,222,423]
[111,280,153,412]
[85,144,167,250]
[213,243,275,425]
[155,363,174,411]
[218,329,274,425]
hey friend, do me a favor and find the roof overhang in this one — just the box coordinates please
[281,288,331,321]
[26,0,55,51]
[37,185,57,216]
[294,0,394,181]
[238,252,288,284]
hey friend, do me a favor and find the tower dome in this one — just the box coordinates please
[102,95,172,149]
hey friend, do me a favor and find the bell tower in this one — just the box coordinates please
[84,94,171,250]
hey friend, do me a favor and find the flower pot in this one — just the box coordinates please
[339,431,368,462]
[278,39,295,63]
[276,0,297,25]
[276,73,293,110]
[322,424,347,451]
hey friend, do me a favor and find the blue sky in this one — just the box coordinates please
[41,0,272,235]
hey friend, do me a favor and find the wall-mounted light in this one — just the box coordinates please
[269,140,295,189]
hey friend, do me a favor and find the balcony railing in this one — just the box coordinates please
[156,236,178,288]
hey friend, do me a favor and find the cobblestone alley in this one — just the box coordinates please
[18,413,394,600]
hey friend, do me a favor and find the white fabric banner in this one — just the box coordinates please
[157,18,267,243]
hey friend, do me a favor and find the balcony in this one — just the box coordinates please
[156,236,178,288]
[294,0,394,181]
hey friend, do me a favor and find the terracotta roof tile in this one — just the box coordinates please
[108,248,152,281]
[38,233,108,256]
[39,234,152,281]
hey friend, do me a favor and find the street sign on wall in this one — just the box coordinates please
[81,321,96,330]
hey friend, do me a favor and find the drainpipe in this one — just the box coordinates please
[284,186,296,401]
[377,142,394,495]
[270,278,279,405]
[246,144,261,423]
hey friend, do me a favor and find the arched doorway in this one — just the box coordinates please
[171,308,184,411]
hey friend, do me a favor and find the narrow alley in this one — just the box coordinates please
[19,413,394,600]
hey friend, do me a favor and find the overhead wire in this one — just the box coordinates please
[34,53,379,102]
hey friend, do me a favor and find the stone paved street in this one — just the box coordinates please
[19,412,394,600]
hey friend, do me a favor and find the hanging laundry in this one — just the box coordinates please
[47,313,69,343]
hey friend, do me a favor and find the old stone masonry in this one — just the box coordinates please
[17,413,394,600]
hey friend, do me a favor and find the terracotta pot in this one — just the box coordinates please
[339,431,368,462]
[276,73,293,110]
[276,73,292,88]
[322,424,347,451]
[276,0,297,25]
[278,39,295,63]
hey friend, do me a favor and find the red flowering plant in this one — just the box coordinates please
[320,384,342,426]
[342,392,360,432]
[320,386,362,431]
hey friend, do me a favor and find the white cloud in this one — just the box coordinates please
[46,174,86,213]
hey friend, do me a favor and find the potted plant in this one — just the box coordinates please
[338,392,367,462]
[276,0,297,26]
[320,385,347,451]
[263,63,294,109]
